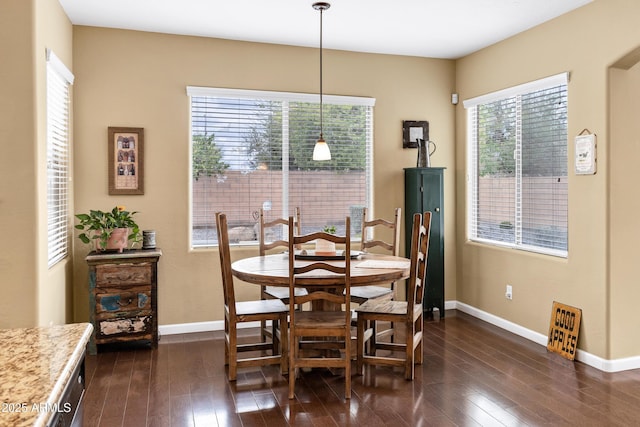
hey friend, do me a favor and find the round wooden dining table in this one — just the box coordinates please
[231,252,411,288]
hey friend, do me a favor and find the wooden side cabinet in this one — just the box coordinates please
[405,167,445,318]
[86,249,162,354]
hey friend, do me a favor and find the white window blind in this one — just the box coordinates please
[46,49,74,267]
[187,86,375,247]
[464,73,568,257]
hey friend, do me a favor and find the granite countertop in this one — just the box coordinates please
[0,323,93,427]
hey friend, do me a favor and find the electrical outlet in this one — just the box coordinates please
[505,285,513,300]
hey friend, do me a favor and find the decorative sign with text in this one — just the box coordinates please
[547,301,582,360]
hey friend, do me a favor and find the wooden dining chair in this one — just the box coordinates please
[350,207,402,305]
[356,211,431,380]
[258,208,308,342]
[259,207,306,302]
[287,216,353,400]
[350,208,401,344]
[215,212,288,381]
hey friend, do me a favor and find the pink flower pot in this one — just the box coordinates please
[96,228,129,253]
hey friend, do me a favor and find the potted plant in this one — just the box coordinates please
[75,206,141,252]
[316,225,337,255]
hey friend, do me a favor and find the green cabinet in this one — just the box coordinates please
[405,167,445,318]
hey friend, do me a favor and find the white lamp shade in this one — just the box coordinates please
[312,139,331,161]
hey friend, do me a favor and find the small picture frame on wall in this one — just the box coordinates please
[403,120,429,148]
[108,127,144,195]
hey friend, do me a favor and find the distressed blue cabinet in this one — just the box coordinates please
[405,167,445,318]
[86,249,162,354]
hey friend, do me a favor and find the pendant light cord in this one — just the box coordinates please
[319,6,324,140]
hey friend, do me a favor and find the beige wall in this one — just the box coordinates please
[610,58,640,359]
[455,0,640,360]
[0,0,38,327]
[71,27,456,325]
[0,0,72,328]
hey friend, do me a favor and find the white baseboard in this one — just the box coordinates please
[158,320,260,336]
[158,301,640,373]
[454,301,549,346]
[453,300,640,373]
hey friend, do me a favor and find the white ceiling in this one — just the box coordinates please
[59,0,592,59]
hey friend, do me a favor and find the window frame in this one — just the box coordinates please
[463,72,569,258]
[187,86,375,248]
[46,49,74,268]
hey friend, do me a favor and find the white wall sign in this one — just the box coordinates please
[575,133,596,175]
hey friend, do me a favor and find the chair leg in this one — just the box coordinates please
[279,315,288,375]
[261,319,268,343]
[224,317,230,367]
[345,324,351,399]
[405,321,414,381]
[369,318,377,356]
[356,316,366,375]
[228,323,238,381]
[271,319,279,354]
[288,336,297,399]
[369,320,377,348]
[416,314,424,365]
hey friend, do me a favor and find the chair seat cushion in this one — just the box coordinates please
[356,300,423,318]
[349,285,393,300]
[265,286,308,300]
[235,299,288,316]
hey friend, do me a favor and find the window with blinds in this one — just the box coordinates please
[46,49,74,267]
[187,87,374,247]
[464,73,568,257]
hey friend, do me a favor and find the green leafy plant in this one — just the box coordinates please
[192,133,229,180]
[322,225,337,234]
[75,206,141,249]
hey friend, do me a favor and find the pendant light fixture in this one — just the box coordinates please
[312,2,331,161]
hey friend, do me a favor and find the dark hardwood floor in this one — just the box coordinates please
[83,310,640,426]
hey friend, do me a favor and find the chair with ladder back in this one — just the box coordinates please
[287,216,353,399]
[216,212,288,381]
[356,211,431,380]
